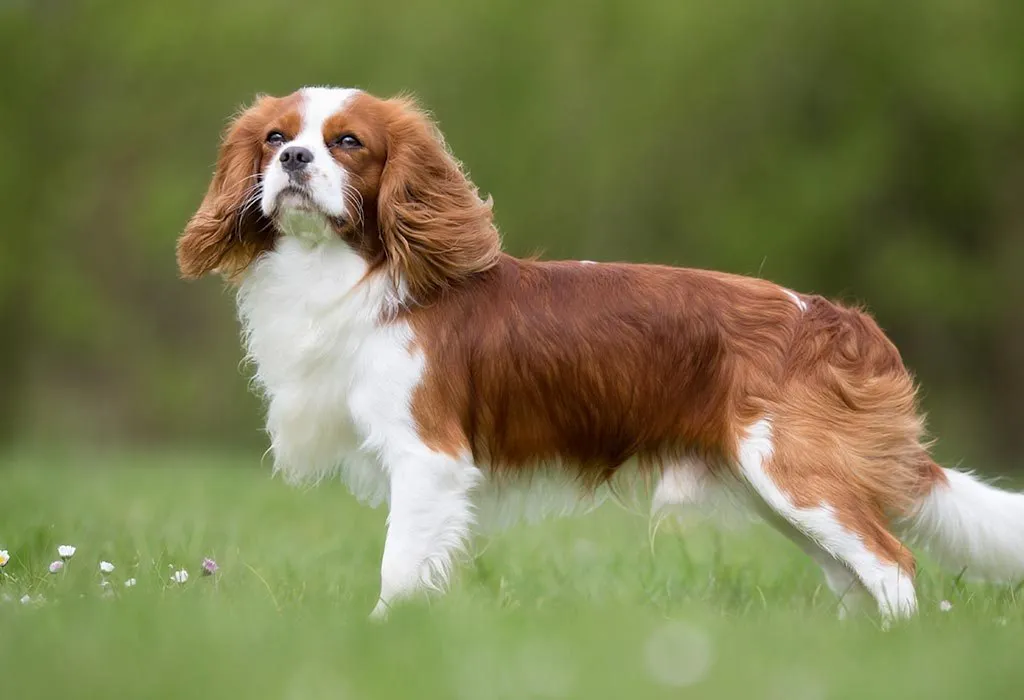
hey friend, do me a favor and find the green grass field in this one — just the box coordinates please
[2,451,1022,699]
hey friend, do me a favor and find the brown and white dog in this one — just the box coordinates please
[178,86,1024,620]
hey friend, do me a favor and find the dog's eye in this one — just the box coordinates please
[332,134,362,150]
[266,131,287,146]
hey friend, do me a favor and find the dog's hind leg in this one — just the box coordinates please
[736,418,918,621]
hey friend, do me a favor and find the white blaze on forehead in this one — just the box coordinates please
[298,87,360,136]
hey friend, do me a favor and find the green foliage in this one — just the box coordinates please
[1,0,1022,463]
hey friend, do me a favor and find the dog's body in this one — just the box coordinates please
[180,87,1024,620]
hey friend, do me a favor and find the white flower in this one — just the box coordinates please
[99,561,115,574]
[0,549,9,567]
[124,578,137,588]
[20,594,32,604]
[171,569,189,584]
[48,560,64,574]
[99,579,112,588]
[939,600,953,612]
[57,545,76,559]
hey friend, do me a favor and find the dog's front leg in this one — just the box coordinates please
[370,448,481,619]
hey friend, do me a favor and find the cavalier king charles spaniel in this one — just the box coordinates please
[178,86,1024,620]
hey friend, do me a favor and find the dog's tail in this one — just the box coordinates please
[902,463,1024,581]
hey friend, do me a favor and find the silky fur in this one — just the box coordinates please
[178,86,1024,620]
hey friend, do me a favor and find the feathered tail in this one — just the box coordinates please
[903,465,1024,581]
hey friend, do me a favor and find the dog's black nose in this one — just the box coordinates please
[280,146,314,172]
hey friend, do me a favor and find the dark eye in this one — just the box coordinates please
[332,134,362,149]
[266,131,286,146]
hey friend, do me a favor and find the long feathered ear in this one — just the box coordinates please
[377,97,501,302]
[177,99,275,280]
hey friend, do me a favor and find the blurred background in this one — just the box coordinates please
[1,0,1022,467]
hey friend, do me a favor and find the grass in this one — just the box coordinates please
[2,450,1023,699]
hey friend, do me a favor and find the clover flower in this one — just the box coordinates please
[939,600,953,612]
[201,558,219,576]
[171,569,189,584]
[48,560,64,574]
[57,545,76,560]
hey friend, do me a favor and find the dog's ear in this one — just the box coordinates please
[177,97,276,280]
[376,97,501,302]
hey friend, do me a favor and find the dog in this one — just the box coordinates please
[178,86,1024,620]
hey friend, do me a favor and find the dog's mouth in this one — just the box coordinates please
[272,187,349,238]
[275,186,319,213]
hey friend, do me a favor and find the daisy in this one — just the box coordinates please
[57,545,76,560]
[0,549,9,567]
[99,561,115,574]
[171,569,189,584]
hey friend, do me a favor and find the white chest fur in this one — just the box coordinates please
[237,236,420,506]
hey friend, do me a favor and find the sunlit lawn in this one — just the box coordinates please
[2,450,1023,699]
